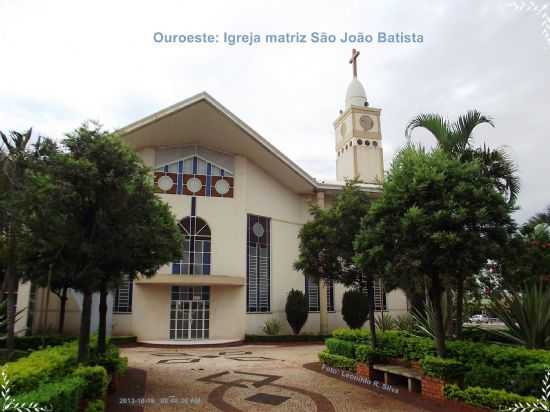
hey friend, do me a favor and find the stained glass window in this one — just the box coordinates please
[154,155,234,198]
[305,276,335,312]
[172,217,211,275]
[247,215,271,312]
[114,275,133,313]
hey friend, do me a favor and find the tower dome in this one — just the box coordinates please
[345,78,368,109]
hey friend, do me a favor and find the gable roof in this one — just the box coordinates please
[118,92,381,194]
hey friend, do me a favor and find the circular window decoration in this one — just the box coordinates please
[158,175,174,192]
[186,177,202,193]
[253,222,265,238]
[365,140,371,146]
[357,139,363,145]
[360,115,374,131]
[373,141,378,147]
[215,179,230,195]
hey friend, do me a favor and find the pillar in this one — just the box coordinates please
[316,191,329,335]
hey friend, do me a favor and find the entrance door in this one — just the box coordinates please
[170,287,210,340]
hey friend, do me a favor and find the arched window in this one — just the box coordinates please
[172,217,211,275]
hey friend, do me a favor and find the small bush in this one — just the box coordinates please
[73,366,108,400]
[109,336,137,345]
[375,312,396,332]
[325,338,355,359]
[85,399,105,412]
[262,319,281,336]
[0,335,75,351]
[285,289,308,335]
[318,350,356,371]
[341,290,368,329]
[91,343,128,375]
[444,384,539,410]
[355,344,388,365]
[13,375,85,412]
[421,356,466,381]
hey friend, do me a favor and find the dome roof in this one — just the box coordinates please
[345,78,368,109]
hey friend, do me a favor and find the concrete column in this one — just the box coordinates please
[316,191,329,335]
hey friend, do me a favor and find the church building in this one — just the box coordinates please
[16,50,408,343]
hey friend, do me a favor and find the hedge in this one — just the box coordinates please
[245,334,330,343]
[4,340,78,394]
[0,335,75,351]
[325,338,356,359]
[328,329,550,396]
[85,399,105,412]
[12,375,86,412]
[444,384,541,411]
[421,356,466,381]
[73,366,108,400]
[318,350,356,371]
[355,344,388,365]
[109,335,137,345]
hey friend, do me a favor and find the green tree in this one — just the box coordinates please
[341,289,369,329]
[405,110,519,337]
[294,182,378,345]
[0,129,40,355]
[355,147,513,356]
[285,289,308,335]
[23,122,181,361]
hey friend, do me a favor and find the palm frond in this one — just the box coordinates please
[451,110,494,154]
[405,113,454,150]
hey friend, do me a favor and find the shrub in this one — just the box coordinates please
[4,340,78,394]
[262,319,281,336]
[13,375,85,412]
[325,338,355,359]
[355,344,388,365]
[318,350,356,371]
[395,314,416,333]
[444,384,539,410]
[73,366,108,400]
[109,336,137,345]
[85,399,105,412]
[91,343,128,375]
[421,356,466,381]
[285,289,308,335]
[490,282,550,349]
[375,312,396,332]
[341,290,368,329]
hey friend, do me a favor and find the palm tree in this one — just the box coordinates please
[0,129,34,355]
[405,110,520,338]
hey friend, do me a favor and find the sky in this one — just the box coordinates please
[1,0,549,223]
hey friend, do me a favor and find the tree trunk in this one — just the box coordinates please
[455,275,465,339]
[366,276,377,348]
[78,290,93,363]
[98,285,108,354]
[5,222,18,357]
[430,275,446,357]
[58,286,68,335]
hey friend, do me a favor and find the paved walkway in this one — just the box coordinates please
[108,344,437,412]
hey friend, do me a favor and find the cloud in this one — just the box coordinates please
[0,0,548,222]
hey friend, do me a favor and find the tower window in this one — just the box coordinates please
[305,276,335,312]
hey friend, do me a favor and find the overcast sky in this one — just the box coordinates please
[1,0,548,223]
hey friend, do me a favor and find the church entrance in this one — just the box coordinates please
[169,286,210,340]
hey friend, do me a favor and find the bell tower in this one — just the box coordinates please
[334,49,384,184]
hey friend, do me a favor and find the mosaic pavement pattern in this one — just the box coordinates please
[113,344,433,412]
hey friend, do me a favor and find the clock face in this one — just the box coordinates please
[360,115,374,131]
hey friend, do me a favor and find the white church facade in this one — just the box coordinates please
[16,51,408,343]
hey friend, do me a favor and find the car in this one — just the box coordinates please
[469,314,489,323]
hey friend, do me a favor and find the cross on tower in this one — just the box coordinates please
[349,48,360,78]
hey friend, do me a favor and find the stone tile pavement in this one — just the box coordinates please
[108,344,437,412]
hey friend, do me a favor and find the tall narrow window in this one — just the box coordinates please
[247,215,271,312]
[361,278,387,311]
[173,217,211,275]
[305,276,335,312]
[114,275,133,313]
